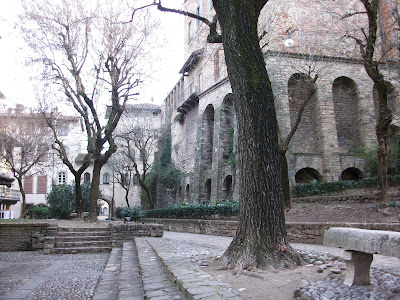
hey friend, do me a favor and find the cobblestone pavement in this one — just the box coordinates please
[0,252,108,300]
[1,231,400,299]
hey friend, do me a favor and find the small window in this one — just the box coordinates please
[84,172,91,183]
[59,123,69,136]
[196,6,201,31]
[103,173,110,184]
[133,174,139,185]
[58,172,66,185]
[153,111,159,116]
[188,21,192,42]
[214,50,220,80]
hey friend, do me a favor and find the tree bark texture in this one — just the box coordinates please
[213,0,301,269]
[17,177,27,219]
[279,150,292,211]
[88,160,102,222]
[74,175,84,219]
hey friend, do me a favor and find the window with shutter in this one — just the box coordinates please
[24,176,33,194]
[37,175,47,194]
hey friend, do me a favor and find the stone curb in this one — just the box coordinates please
[146,238,241,300]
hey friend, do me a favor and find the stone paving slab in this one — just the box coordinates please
[135,238,183,300]
[143,237,242,300]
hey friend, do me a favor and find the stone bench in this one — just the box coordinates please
[323,227,400,286]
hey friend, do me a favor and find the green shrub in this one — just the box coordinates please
[47,182,100,219]
[291,175,400,198]
[143,200,239,219]
[27,205,49,219]
[115,206,144,221]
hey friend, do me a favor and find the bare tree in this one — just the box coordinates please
[116,116,158,208]
[21,0,156,221]
[107,151,135,208]
[41,109,91,218]
[0,105,52,218]
[342,0,398,203]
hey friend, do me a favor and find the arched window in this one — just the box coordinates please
[185,184,190,202]
[333,76,360,150]
[204,179,211,201]
[103,173,109,184]
[200,104,215,167]
[223,175,233,200]
[84,172,91,183]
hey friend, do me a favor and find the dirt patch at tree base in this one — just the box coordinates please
[203,259,327,300]
[286,202,400,223]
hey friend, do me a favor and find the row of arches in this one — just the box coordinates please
[295,167,363,184]
[289,73,398,154]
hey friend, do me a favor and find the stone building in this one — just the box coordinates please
[158,0,400,205]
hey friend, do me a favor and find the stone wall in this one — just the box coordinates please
[0,223,49,251]
[142,218,400,245]
[111,223,163,247]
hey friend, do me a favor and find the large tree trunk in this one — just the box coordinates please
[279,149,292,211]
[88,160,102,222]
[213,0,301,269]
[375,81,391,203]
[17,178,27,218]
[74,174,84,219]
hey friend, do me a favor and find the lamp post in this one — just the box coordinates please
[284,27,297,47]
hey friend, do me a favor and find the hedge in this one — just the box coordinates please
[291,175,400,198]
[116,200,239,219]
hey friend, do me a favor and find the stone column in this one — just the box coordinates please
[343,250,373,286]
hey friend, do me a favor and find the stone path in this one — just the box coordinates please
[1,231,400,299]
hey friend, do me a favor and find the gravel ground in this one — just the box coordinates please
[0,252,109,300]
[295,250,400,300]
[25,274,100,300]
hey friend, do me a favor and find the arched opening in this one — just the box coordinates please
[220,94,235,161]
[222,175,233,200]
[203,179,211,201]
[103,173,109,184]
[84,172,91,183]
[341,168,363,181]
[200,104,215,167]
[295,168,323,184]
[288,73,320,153]
[332,76,360,150]
[185,184,190,202]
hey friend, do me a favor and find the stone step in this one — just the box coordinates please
[135,238,183,299]
[56,235,112,242]
[55,240,112,248]
[56,231,111,237]
[93,247,122,300]
[57,227,111,232]
[51,246,112,254]
[118,242,144,300]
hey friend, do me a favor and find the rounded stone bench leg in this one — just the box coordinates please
[343,250,373,286]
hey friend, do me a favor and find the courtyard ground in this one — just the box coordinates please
[286,201,400,223]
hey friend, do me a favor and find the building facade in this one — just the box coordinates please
[159,0,400,205]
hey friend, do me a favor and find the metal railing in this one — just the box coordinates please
[0,186,20,201]
[177,84,200,108]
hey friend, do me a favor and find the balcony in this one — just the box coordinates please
[0,186,20,204]
[177,84,200,114]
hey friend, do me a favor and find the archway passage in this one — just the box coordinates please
[203,179,211,202]
[332,76,360,150]
[223,175,233,200]
[185,184,190,202]
[220,94,235,160]
[341,168,363,181]
[295,168,323,184]
[200,105,215,166]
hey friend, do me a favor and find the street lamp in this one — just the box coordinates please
[284,27,297,47]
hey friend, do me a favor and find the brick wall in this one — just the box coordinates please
[0,223,49,251]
